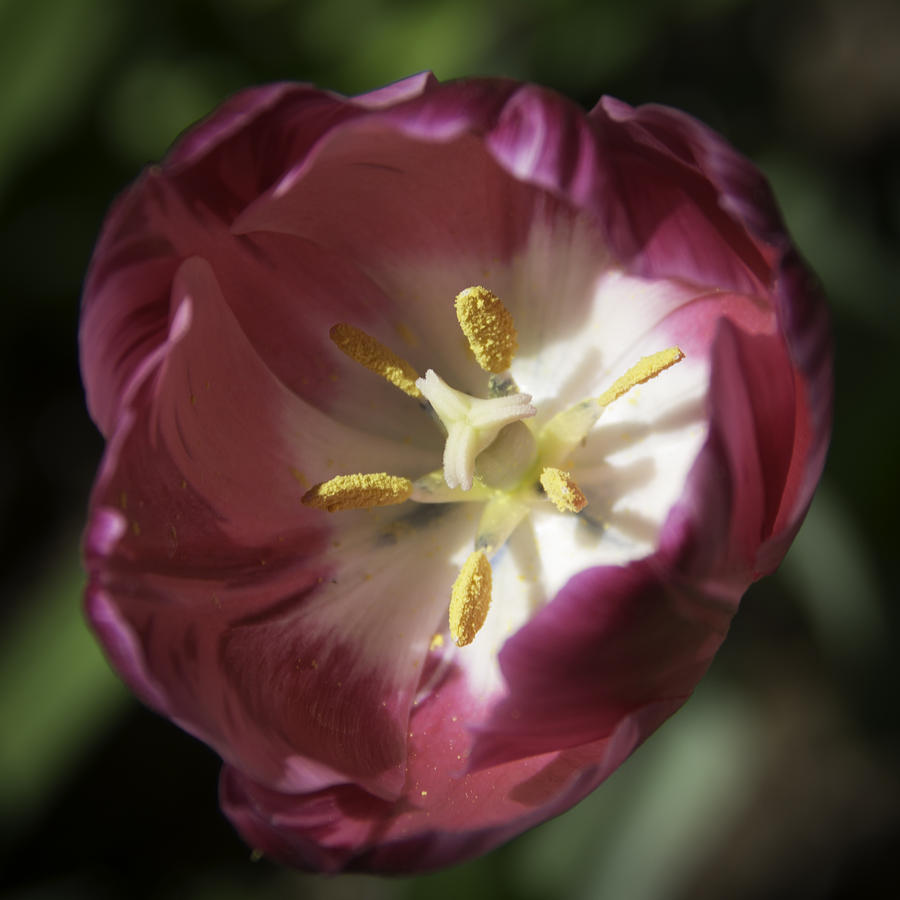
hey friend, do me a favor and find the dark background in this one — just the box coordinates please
[1,0,898,897]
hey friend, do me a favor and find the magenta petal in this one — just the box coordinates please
[163,83,315,172]
[164,85,365,220]
[218,676,681,874]
[218,683,692,874]
[470,556,731,770]
[586,99,773,294]
[596,97,787,248]
[83,255,439,796]
[351,71,439,108]
[485,83,605,208]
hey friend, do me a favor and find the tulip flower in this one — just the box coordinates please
[80,73,831,873]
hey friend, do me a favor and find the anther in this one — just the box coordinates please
[455,286,518,374]
[330,323,422,398]
[449,549,492,647]
[540,467,588,513]
[301,473,413,512]
[597,347,684,408]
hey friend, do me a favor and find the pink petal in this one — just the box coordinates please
[469,557,732,770]
[84,253,447,796]
[350,72,439,109]
[218,670,681,873]
[589,96,778,293]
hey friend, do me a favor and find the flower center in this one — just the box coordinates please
[302,286,683,647]
[414,369,536,491]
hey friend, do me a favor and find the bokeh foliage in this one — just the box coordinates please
[1,0,897,897]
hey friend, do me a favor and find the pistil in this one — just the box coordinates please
[415,369,536,491]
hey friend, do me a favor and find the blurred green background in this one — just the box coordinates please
[1,0,897,897]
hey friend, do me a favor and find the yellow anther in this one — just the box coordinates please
[540,467,588,513]
[449,549,492,647]
[455,286,518,374]
[330,323,422,398]
[301,473,413,512]
[597,347,684,407]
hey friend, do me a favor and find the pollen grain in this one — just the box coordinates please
[330,323,422,398]
[301,473,413,512]
[597,347,684,408]
[540,467,588,513]
[455,286,518,374]
[449,549,492,647]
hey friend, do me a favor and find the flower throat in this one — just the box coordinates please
[301,287,683,647]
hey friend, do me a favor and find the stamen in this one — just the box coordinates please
[538,346,686,466]
[455,286,518,374]
[301,473,413,512]
[597,347,684,408]
[449,549,492,647]
[330,323,422,398]
[540,467,588,513]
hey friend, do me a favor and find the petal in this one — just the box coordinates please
[350,71,439,109]
[233,130,588,392]
[466,307,807,767]
[85,253,451,796]
[468,553,732,769]
[163,83,320,172]
[79,178,181,436]
[81,84,370,433]
[218,674,681,873]
[163,84,364,220]
[595,97,787,248]
[589,97,778,294]
[762,250,833,561]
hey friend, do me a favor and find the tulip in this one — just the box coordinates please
[80,73,831,873]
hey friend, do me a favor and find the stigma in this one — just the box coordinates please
[415,369,535,491]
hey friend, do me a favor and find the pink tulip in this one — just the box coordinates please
[80,74,831,873]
